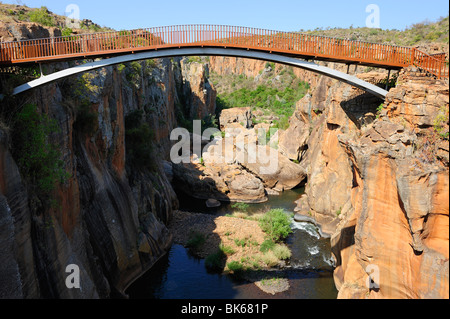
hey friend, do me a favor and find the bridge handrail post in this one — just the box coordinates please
[411,47,416,66]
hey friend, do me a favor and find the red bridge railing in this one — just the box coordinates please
[0,24,448,78]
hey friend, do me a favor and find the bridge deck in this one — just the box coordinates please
[0,24,448,78]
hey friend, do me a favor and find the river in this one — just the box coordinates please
[126,188,338,299]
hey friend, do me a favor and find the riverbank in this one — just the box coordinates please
[126,189,338,299]
[168,210,293,294]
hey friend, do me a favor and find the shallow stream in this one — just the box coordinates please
[126,188,338,299]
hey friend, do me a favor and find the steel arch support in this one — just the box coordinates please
[9,47,388,99]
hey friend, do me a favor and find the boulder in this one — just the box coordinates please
[238,144,307,191]
[219,107,252,130]
[206,198,221,208]
[171,162,267,204]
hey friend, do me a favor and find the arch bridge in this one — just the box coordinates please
[0,24,448,98]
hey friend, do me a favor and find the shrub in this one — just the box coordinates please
[260,240,292,261]
[28,6,55,27]
[376,103,384,119]
[117,64,126,73]
[433,106,449,140]
[13,103,69,196]
[205,249,226,272]
[186,231,206,250]
[272,244,292,260]
[231,202,250,212]
[219,243,236,256]
[259,209,293,242]
[61,27,73,37]
[186,56,203,64]
[259,251,279,267]
[265,62,275,70]
[125,110,156,170]
[202,114,218,129]
[126,61,143,85]
[234,238,247,247]
[260,239,276,253]
[227,261,244,274]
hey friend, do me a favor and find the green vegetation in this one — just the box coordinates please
[12,103,70,197]
[259,239,291,260]
[226,260,245,274]
[201,114,219,130]
[259,239,276,253]
[433,106,449,140]
[260,276,284,286]
[376,103,384,119]
[303,16,449,45]
[414,104,448,164]
[126,61,143,86]
[26,6,55,26]
[230,202,250,211]
[217,82,309,130]
[205,249,226,271]
[125,110,156,170]
[186,231,206,250]
[271,244,292,260]
[80,21,104,33]
[234,237,259,248]
[145,59,157,72]
[73,72,101,98]
[220,243,236,255]
[194,206,296,275]
[186,56,204,64]
[205,243,236,272]
[1,4,112,31]
[258,209,293,242]
[61,27,73,37]
[117,64,126,74]
[265,62,275,70]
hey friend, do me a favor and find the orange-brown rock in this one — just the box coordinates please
[385,66,449,131]
[291,66,449,299]
[334,150,449,299]
[0,21,209,298]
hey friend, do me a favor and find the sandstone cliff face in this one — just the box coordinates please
[209,56,323,89]
[179,59,216,120]
[0,60,180,298]
[209,56,389,93]
[0,22,216,298]
[290,67,449,299]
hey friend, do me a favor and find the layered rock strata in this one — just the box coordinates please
[288,66,449,299]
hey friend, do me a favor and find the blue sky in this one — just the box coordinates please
[4,0,449,31]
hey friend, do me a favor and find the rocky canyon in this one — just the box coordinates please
[0,8,448,300]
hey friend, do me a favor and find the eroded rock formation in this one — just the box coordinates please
[290,66,449,299]
[0,21,216,298]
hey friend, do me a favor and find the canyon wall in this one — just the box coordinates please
[0,23,216,298]
[0,19,448,299]
[186,55,449,298]
[289,67,449,299]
